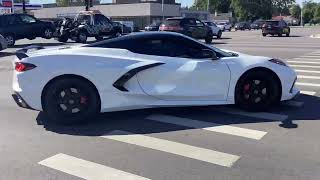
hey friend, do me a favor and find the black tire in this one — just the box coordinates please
[286,33,290,37]
[76,31,87,43]
[5,34,15,46]
[228,28,231,32]
[278,33,282,37]
[58,36,68,43]
[205,32,213,44]
[217,31,222,39]
[43,28,54,39]
[42,77,100,125]
[262,33,267,37]
[95,36,104,41]
[235,70,281,111]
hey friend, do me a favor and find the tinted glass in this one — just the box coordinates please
[164,19,181,26]
[183,19,196,26]
[20,15,36,24]
[77,15,91,24]
[265,21,279,25]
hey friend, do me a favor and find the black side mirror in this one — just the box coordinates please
[198,49,219,60]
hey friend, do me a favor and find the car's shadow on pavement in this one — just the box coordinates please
[0,52,15,58]
[12,42,66,48]
[36,94,320,136]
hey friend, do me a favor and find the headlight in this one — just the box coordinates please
[269,59,287,66]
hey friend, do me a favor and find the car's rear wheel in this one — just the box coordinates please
[43,77,100,124]
[278,33,283,37]
[235,70,281,111]
[58,36,68,43]
[262,33,267,37]
[77,31,88,43]
[217,31,222,39]
[5,34,15,46]
[286,33,290,37]
[205,32,213,44]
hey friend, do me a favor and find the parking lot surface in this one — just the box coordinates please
[1,27,320,180]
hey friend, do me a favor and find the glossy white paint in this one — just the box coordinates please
[12,32,299,112]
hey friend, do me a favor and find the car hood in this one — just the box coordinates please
[220,48,271,64]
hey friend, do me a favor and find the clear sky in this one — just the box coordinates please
[30,0,320,7]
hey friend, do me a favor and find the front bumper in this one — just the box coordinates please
[12,92,34,110]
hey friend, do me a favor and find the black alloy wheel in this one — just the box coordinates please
[43,77,100,124]
[235,71,280,111]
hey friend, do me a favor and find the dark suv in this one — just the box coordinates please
[0,14,55,46]
[159,17,213,43]
[262,20,290,37]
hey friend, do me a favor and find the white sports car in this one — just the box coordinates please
[12,32,299,124]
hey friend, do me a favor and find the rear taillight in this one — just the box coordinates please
[159,25,183,31]
[15,62,36,72]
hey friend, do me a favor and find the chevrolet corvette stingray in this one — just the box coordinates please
[12,32,299,124]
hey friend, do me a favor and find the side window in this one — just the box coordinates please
[196,20,204,27]
[19,15,36,24]
[5,15,19,25]
[94,14,111,25]
[184,19,196,26]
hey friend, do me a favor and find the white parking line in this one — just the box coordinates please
[281,101,304,107]
[294,56,320,59]
[204,107,288,121]
[290,65,320,69]
[288,61,320,65]
[295,69,320,74]
[146,114,267,140]
[298,75,320,80]
[296,82,320,87]
[300,91,316,95]
[102,130,240,167]
[39,153,151,180]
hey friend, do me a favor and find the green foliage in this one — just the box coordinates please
[191,0,231,13]
[302,1,318,24]
[272,0,295,15]
[231,0,272,21]
[290,4,301,19]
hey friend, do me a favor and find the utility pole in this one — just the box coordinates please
[300,3,303,27]
[22,0,26,14]
[207,0,210,12]
[162,0,164,22]
[85,0,91,11]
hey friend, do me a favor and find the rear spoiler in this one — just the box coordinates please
[16,45,45,60]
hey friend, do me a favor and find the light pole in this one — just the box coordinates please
[300,2,303,27]
[162,0,164,22]
[207,0,210,12]
[22,0,26,13]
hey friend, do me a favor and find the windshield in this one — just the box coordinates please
[164,19,181,26]
[76,14,91,24]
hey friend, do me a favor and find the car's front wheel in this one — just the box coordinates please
[43,77,100,124]
[5,34,15,46]
[205,32,213,44]
[43,28,53,39]
[235,70,281,111]
[77,31,88,43]
[217,31,222,39]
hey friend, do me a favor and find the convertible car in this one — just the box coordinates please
[12,32,299,124]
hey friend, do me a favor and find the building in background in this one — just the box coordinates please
[180,9,210,21]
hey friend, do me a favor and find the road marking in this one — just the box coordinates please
[146,114,267,140]
[296,82,320,87]
[281,101,304,107]
[298,75,320,80]
[295,69,320,74]
[102,130,240,167]
[39,153,150,180]
[204,107,288,121]
[290,65,320,69]
[300,91,316,95]
[288,61,320,65]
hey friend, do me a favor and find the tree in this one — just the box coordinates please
[56,0,70,7]
[290,4,301,19]
[302,1,317,24]
[313,4,320,24]
[191,0,231,13]
[231,0,272,21]
[272,0,295,15]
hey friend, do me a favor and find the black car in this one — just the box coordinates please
[250,20,265,29]
[112,22,132,34]
[262,20,290,37]
[0,14,55,46]
[159,17,213,43]
[235,22,251,31]
[145,22,161,31]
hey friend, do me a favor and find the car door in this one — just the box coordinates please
[4,15,25,39]
[18,14,42,37]
[94,14,113,35]
[195,19,207,38]
[135,37,231,101]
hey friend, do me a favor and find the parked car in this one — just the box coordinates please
[216,22,232,31]
[0,14,55,46]
[0,34,7,51]
[262,20,290,37]
[145,22,162,31]
[112,22,132,34]
[54,10,122,43]
[12,32,299,124]
[159,17,213,43]
[204,21,222,39]
[235,22,251,31]
[250,20,265,29]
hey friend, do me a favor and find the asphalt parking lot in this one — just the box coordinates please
[1,27,320,180]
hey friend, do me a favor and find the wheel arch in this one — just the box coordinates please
[41,74,101,111]
[234,67,282,103]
